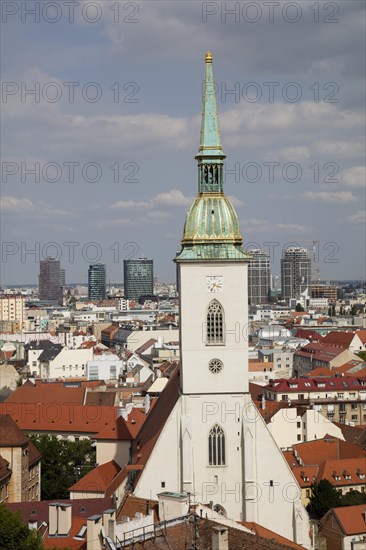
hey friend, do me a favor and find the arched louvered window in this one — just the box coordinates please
[208,424,226,466]
[206,300,224,345]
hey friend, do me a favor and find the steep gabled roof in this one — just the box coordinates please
[331,504,366,535]
[94,415,134,441]
[291,437,366,465]
[323,331,358,347]
[69,460,121,493]
[0,414,28,446]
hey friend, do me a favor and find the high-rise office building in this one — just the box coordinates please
[247,249,271,305]
[123,258,153,300]
[281,247,311,302]
[88,264,107,301]
[38,258,63,305]
[60,268,66,288]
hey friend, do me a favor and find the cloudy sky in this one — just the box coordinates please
[1,0,365,285]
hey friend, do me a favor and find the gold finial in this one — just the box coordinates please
[205,51,213,63]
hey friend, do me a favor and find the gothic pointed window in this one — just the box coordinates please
[206,300,224,345]
[208,424,226,466]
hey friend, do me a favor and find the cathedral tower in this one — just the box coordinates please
[175,51,251,396]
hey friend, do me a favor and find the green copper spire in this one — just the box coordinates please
[197,51,225,160]
[196,52,225,194]
[175,52,250,263]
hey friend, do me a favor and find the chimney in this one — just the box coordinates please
[212,525,229,550]
[261,395,266,410]
[144,394,151,415]
[87,515,103,550]
[102,509,116,540]
[48,503,72,536]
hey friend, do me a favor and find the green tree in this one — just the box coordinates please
[295,303,304,312]
[0,504,43,550]
[357,351,366,361]
[307,479,342,519]
[341,490,366,507]
[30,435,96,500]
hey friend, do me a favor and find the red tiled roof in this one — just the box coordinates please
[265,376,366,393]
[43,517,86,549]
[0,414,28,446]
[331,504,366,535]
[248,360,274,372]
[295,329,323,341]
[241,522,305,549]
[290,437,366,465]
[356,330,366,344]
[94,415,133,441]
[0,403,120,436]
[323,331,358,347]
[135,338,157,354]
[317,457,366,487]
[6,381,86,405]
[69,460,121,493]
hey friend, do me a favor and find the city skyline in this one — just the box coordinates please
[1,1,365,285]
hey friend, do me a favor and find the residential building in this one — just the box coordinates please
[319,504,366,549]
[88,263,107,301]
[283,437,366,506]
[264,377,366,425]
[38,257,63,305]
[247,249,271,305]
[123,258,153,301]
[322,330,366,353]
[281,247,311,303]
[85,354,124,381]
[39,347,94,379]
[0,294,25,331]
[293,342,361,377]
[0,414,41,503]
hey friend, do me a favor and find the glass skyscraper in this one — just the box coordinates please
[88,263,107,301]
[123,258,153,300]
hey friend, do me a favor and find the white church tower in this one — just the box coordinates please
[131,52,312,548]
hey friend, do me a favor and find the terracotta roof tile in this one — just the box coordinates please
[332,504,366,535]
[291,437,366,465]
[241,521,305,549]
[94,415,133,441]
[69,460,121,493]
[0,403,120,436]
[0,414,28,446]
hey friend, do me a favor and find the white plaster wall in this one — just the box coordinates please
[179,262,249,394]
[48,348,93,378]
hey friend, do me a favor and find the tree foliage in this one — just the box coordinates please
[30,435,96,500]
[340,490,366,507]
[0,504,43,550]
[307,479,342,519]
[295,303,305,312]
[356,351,366,361]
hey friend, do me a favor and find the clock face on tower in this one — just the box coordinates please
[206,276,223,292]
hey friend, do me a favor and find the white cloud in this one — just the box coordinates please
[302,191,357,204]
[312,140,365,158]
[340,166,366,188]
[277,223,309,232]
[1,196,34,212]
[1,196,68,217]
[341,210,366,224]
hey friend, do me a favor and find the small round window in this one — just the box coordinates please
[209,358,223,374]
